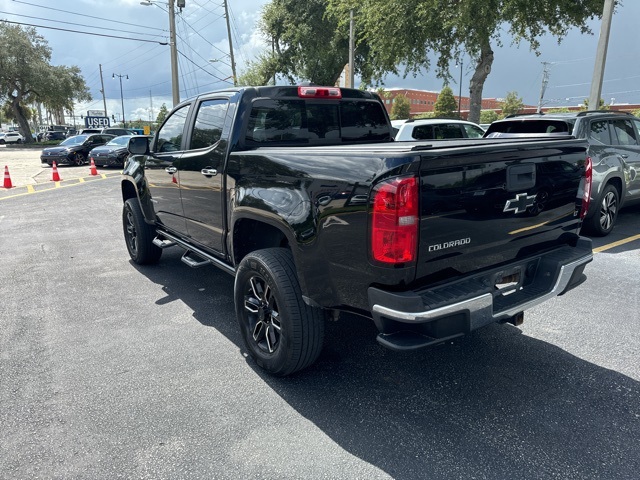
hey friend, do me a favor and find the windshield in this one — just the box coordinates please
[106,136,132,146]
[60,135,88,146]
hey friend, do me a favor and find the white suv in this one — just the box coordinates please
[392,118,485,141]
[0,131,25,144]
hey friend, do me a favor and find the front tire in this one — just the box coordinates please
[235,248,324,376]
[122,198,162,264]
[585,184,619,237]
[73,152,86,166]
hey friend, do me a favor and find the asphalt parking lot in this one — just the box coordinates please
[1,147,639,479]
[1,146,121,194]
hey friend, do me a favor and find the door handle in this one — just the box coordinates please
[165,167,177,174]
[201,168,218,177]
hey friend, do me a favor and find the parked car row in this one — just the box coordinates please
[40,134,149,168]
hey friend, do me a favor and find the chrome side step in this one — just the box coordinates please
[153,231,235,275]
[181,251,212,268]
[153,237,177,249]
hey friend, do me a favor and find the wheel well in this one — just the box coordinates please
[606,177,622,197]
[121,179,137,203]
[233,219,290,265]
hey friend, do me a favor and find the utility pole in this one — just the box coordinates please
[99,64,108,117]
[168,0,180,105]
[113,73,128,127]
[537,62,551,114]
[223,0,237,86]
[348,10,355,88]
[457,58,463,118]
[589,0,615,111]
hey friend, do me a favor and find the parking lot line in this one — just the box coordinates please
[0,173,121,201]
[594,234,640,253]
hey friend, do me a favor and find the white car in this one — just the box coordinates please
[0,131,25,144]
[392,119,485,141]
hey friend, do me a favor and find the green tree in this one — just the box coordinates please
[156,103,169,125]
[237,55,278,86]
[500,91,524,117]
[433,86,458,118]
[545,107,571,113]
[581,98,607,110]
[249,0,374,86]
[413,111,435,119]
[390,94,410,120]
[0,23,91,143]
[479,110,499,124]
[328,0,608,123]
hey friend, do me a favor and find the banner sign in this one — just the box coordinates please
[85,116,110,128]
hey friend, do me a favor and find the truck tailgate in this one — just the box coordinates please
[416,138,588,284]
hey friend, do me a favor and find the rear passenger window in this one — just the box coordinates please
[611,120,638,146]
[590,120,611,145]
[190,99,229,150]
[412,125,434,140]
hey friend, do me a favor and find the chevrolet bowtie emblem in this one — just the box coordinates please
[503,193,536,214]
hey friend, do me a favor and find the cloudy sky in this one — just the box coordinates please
[1,0,638,126]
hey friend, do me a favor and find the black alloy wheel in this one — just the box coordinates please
[122,198,162,264]
[73,152,86,166]
[234,248,324,376]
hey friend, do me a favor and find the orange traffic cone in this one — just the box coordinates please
[3,165,13,188]
[172,174,178,184]
[51,161,61,182]
[89,158,98,176]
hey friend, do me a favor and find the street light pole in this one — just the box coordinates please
[113,73,129,127]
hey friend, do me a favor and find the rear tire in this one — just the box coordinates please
[122,198,162,264]
[234,248,324,376]
[585,184,619,237]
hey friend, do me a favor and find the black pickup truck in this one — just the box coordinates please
[121,85,593,375]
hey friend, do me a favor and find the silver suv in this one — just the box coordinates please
[485,111,640,236]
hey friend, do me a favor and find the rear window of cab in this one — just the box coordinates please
[245,99,392,145]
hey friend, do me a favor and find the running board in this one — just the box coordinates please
[153,230,235,275]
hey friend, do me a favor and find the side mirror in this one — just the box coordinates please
[128,136,150,155]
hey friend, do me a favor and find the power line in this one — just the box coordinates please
[0,19,169,45]
[11,0,166,33]
[0,10,166,38]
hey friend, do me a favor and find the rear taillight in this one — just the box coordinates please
[580,156,592,220]
[298,86,342,99]
[371,176,419,264]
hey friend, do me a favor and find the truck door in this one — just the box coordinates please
[145,103,191,234]
[178,98,230,254]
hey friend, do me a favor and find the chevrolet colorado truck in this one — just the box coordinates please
[121,85,593,376]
